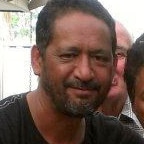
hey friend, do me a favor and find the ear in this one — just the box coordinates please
[31,45,42,76]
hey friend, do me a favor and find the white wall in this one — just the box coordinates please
[0,46,38,99]
[99,0,144,40]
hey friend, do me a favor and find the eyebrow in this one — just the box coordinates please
[116,46,128,54]
[90,48,111,54]
[116,46,127,51]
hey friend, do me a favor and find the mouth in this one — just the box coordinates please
[70,85,96,91]
[64,80,100,98]
[68,87,97,98]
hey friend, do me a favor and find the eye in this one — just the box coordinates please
[116,52,126,59]
[90,53,110,63]
[94,55,109,62]
[59,53,77,61]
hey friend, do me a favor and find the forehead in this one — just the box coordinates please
[116,25,132,51]
[54,11,109,31]
[52,11,112,49]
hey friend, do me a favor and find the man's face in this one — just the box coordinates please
[107,46,127,100]
[106,25,131,102]
[133,67,144,128]
[36,12,114,117]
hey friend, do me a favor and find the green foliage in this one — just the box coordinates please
[2,8,41,45]
[20,28,29,37]
[9,11,38,44]
[11,13,19,28]
[10,13,30,39]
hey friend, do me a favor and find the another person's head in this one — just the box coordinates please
[124,33,144,127]
[98,21,133,117]
[32,0,116,118]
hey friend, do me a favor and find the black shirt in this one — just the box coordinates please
[0,93,143,144]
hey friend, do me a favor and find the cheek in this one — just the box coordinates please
[47,61,74,83]
[96,67,113,86]
[135,75,144,100]
[133,71,144,127]
[116,59,126,75]
[133,99,144,127]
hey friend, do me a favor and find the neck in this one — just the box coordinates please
[98,96,127,117]
[100,103,123,117]
[27,90,86,144]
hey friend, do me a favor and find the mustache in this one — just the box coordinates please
[64,79,101,91]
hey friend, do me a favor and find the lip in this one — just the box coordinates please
[68,87,97,97]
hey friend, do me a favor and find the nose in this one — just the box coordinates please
[116,58,126,75]
[73,55,94,81]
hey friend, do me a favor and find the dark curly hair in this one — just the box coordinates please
[124,33,144,103]
[36,0,116,57]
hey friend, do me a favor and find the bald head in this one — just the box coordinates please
[116,21,133,51]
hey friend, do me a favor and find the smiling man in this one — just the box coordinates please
[0,0,143,144]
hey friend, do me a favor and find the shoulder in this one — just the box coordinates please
[86,112,124,133]
[85,112,144,144]
[0,92,29,125]
[0,93,23,108]
[0,92,29,143]
[0,92,28,110]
